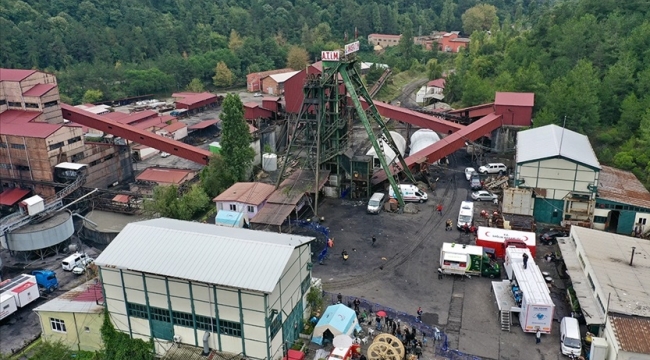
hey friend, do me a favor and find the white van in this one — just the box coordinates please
[367,192,386,214]
[62,253,88,271]
[457,201,474,229]
[389,184,428,203]
[560,317,582,356]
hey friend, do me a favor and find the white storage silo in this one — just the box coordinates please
[262,153,278,172]
[366,131,406,167]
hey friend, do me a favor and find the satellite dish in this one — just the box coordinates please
[333,335,353,349]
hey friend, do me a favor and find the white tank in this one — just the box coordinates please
[366,131,406,166]
[262,153,278,172]
[410,129,440,155]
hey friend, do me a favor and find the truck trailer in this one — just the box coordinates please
[0,274,41,320]
[439,242,500,278]
[476,226,537,258]
[508,258,554,333]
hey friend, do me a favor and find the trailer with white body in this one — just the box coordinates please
[504,246,534,280]
[0,274,41,320]
[509,259,554,333]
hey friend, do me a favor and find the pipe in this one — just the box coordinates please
[56,188,99,213]
[630,247,636,266]
[202,331,211,356]
[72,213,98,227]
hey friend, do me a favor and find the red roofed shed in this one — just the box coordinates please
[493,92,535,126]
[174,92,218,111]
[0,68,37,81]
[262,97,281,113]
[136,167,196,185]
[244,102,274,120]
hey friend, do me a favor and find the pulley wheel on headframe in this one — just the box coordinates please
[367,334,404,360]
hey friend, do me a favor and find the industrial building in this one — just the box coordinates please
[515,124,601,225]
[0,68,134,199]
[33,280,105,352]
[130,167,197,195]
[367,34,402,48]
[594,165,650,236]
[261,70,300,95]
[95,218,315,359]
[557,226,650,360]
[171,92,222,115]
[213,182,276,220]
[247,68,293,92]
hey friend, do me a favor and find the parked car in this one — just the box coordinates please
[540,230,568,245]
[161,152,171,158]
[253,92,263,97]
[471,190,498,202]
[72,258,94,275]
[478,163,507,174]
[470,172,482,190]
[465,167,476,181]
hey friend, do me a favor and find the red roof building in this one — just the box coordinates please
[135,167,196,185]
[427,79,446,89]
[439,32,470,53]
[494,92,535,126]
[188,119,220,130]
[244,102,274,120]
[22,83,57,97]
[247,68,293,92]
[0,68,38,82]
[173,92,219,111]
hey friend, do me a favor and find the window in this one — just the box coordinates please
[0,164,11,170]
[640,218,647,225]
[67,136,82,145]
[196,314,217,331]
[43,100,59,108]
[126,302,148,319]
[48,142,64,151]
[229,204,237,211]
[15,165,29,171]
[587,273,595,290]
[578,253,585,268]
[11,143,25,150]
[593,216,607,223]
[50,318,67,332]
[150,306,170,322]
[219,319,242,337]
[247,205,255,213]
[7,101,21,107]
[25,102,39,109]
[0,142,6,148]
[172,310,193,327]
[269,314,282,338]
[301,276,311,295]
[0,99,6,105]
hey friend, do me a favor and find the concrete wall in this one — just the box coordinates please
[215,201,260,219]
[36,310,104,352]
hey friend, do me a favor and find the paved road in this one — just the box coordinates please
[312,152,567,360]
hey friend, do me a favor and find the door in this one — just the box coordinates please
[282,302,304,348]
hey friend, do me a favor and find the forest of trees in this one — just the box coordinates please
[0,0,535,103]
[0,0,648,187]
[445,0,650,188]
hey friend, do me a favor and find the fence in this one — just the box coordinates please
[322,291,483,360]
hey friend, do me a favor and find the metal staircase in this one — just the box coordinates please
[500,311,511,332]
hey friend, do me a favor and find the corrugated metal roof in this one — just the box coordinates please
[516,125,601,169]
[213,182,276,205]
[33,281,104,314]
[162,121,187,133]
[268,71,300,83]
[0,68,37,82]
[22,83,56,97]
[250,203,295,226]
[610,315,650,355]
[188,119,220,130]
[598,165,650,210]
[94,218,315,293]
[175,92,217,106]
[0,110,61,138]
[494,92,534,107]
[0,188,31,206]
[568,226,650,317]
[136,167,195,184]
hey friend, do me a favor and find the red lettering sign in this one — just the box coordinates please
[321,51,340,62]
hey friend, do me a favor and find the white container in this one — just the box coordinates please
[262,153,278,172]
[0,293,18,320]
[589,337,608,360]
[20,196,44,216]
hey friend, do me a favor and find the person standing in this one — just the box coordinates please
[523,252,529,269]
[372,235,377,247]
[337,293,343,304]
[536,328,541,344]
[437,204,443,215]
[438,268,444,280]
[416,307,423,322]
[353,298,361,312]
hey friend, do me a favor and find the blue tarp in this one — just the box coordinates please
[311,304,361,345]
[215,210,245,227]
